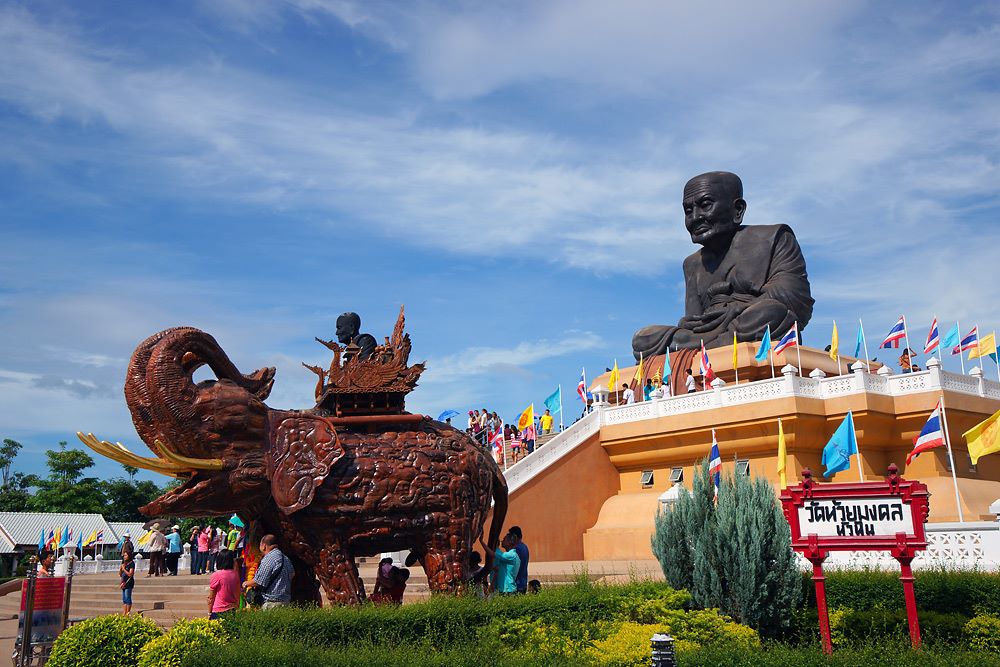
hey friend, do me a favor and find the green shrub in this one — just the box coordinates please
[217,579,672,648]
[48,614,162,667]
[185,637,576,666]
[678,641,1000,666]
[802,568,1000,617]
[653,461,800,636]
[585,622,667,667]
[964,614,1000,652]
[137,618,228,667]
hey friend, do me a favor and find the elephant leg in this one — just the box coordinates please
[289,555,322,606]
[421,518,471,594]
[316,541,365,605]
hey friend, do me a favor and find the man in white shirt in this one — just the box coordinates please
[622,383,635,404]
[685,369,697,393]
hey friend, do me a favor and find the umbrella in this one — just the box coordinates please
[228,514,244,528]
[437,409,460,422]
[142,518,169,530]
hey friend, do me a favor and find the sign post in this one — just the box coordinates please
[780,464,929,653]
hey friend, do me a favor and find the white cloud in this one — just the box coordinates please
[423,331,603,382]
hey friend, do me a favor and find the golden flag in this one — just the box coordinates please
[965,406,1000,465]
[137,530,153,547]
[830,321,839,361]
[517,404,534,431]
[732,332,739,370]
[608,360,619,390]
[652,368,661,384]
[776,418,787,487]
[969,332,996,360]
[633,353,644,383]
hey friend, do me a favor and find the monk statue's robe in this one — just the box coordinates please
[632,224,813,359]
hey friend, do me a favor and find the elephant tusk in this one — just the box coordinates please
[76,432,188,478]
[153,439,224,471]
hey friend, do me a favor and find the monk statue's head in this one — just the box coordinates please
[682,171,746,250]
[336,312,361,345]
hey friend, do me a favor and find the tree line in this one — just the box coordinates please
[0,438,167,522]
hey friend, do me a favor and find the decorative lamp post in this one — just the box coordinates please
[650,633,675,667]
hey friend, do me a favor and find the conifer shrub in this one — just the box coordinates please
[48,614,162,667]
[652,461,801,636]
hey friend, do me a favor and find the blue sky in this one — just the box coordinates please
[1,0,999,482]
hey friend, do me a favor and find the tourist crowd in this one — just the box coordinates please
[466,408,557,466]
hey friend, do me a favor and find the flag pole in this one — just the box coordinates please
[860,318,871,368]
[935,315,944,366]
[583,367,589,412]
[768,325,775,379]
[558,384,564,432]
[975,323,982,375]
[956,320,966,375]
[733,336,740,385]
[938,394,964,522]
[615,358,619,404]
[833,320,841,375]
[795,322,803,377]
[903,315,914,372]
[852,411,864,482]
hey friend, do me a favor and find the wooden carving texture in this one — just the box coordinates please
[114,313,507,606]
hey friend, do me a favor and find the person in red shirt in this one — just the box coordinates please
[207,549,241,619]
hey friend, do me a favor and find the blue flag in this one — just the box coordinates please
[76,532,83,552]
[663,352,671,378]
[940,323,960,350]
[822,411,858,477]
[59,525,70,548]
[755,326,771,362]
[854,326,864,358]
[544,386,561,414]
[38,529,45,552]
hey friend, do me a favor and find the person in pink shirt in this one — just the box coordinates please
[196,526,211,574]
[207,550,241,619]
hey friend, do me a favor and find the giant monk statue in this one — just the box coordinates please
[632,171,813,359]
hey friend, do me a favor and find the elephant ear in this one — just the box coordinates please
[268,414,345,515]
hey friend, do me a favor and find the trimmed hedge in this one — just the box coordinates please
[678,642,1000,666]
[217,579,676,648]
[185,638,573,667]
[801,569,1000,616]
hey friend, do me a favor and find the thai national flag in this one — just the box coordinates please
[577,368,588,403]
[774,324,798,355]
[700,341,716,383]
[923,318,940,355]
[489,428,504,454]
[906,401,946,465]
[880,316,907,349]
[708,430,722,495]
[953,327,978,355]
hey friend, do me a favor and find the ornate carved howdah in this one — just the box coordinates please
[78,306,507,605]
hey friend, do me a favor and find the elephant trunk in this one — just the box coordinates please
[125,326,275,460]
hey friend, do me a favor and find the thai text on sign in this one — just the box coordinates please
[797,498,912,537]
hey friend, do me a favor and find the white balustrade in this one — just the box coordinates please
[504,364,1000,497]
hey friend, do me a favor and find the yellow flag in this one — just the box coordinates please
[633,353,644,383]
[137,530,153,547]
[83,530,98,547]
[776,418,787,487]
[969,332,996,360]
[732,332,739,370]
[830,321,839,361]
[608,360,619,390]
[517,404,534,431]
[965,406,1000,464]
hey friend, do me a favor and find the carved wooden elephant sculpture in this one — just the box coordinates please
[80,327,507,605]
